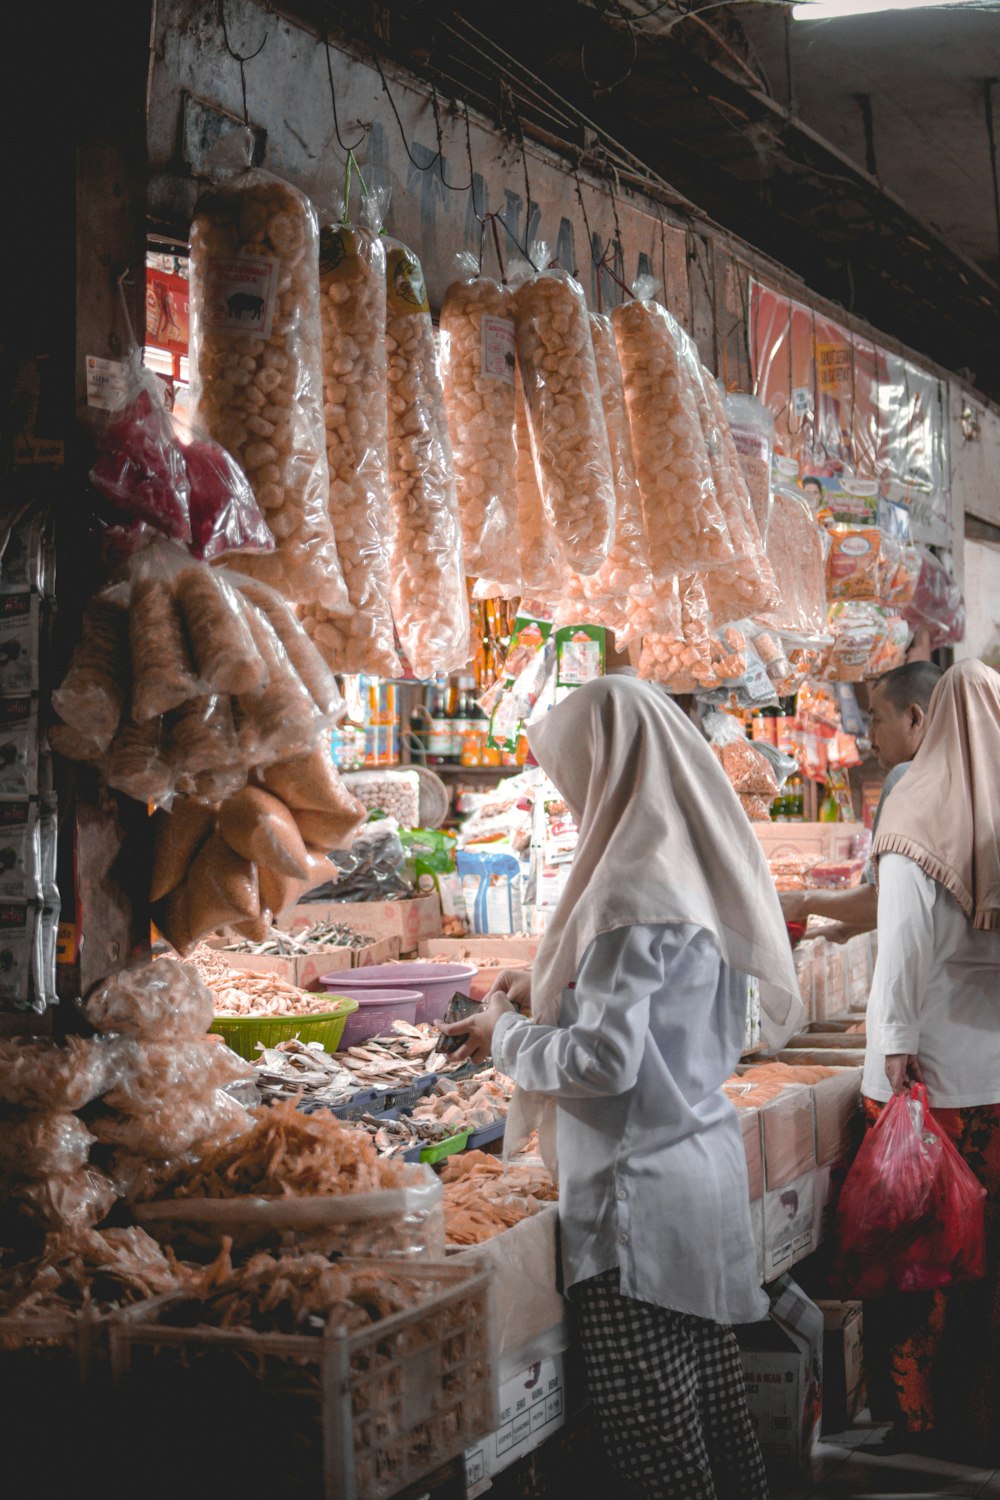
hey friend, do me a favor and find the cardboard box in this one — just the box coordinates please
[756,821,865,863]
[811,1069,862,1165]
[761,1085,817,1190]
[763,1169,819,1279]
[206,938,402,991]
[777,1048,866,1069]
[465,1352,566,1495]
[452,1206,567,1379]
[815,1157,850,1243]
[816,1301,865,1433]
[419,936,540,963]
[277,894,442,954]
[738,1276,823,1470]
[740,1107,764,1201]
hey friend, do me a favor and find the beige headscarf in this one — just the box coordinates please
[505,675,803,1163]
[873,659,1000,930]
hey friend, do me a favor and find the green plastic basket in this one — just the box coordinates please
[209,995,359,1061]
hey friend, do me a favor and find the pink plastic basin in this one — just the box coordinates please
[325,987,422,1051]
[316,962,478,1026]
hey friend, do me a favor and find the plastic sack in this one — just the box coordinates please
[837,1084,985,1298]
[440,253,518,579]
[514,253,616,576]
[189,163,349,613]
[158,831,261,953]
[612,294,730,575]
[383,235,470,679]
[704,711,779,796]
[233,603,323,766]
[824,602,889,682]
[51,588,129,752]
[866,614,911,677]
[725,393,773,539]
[637,573,717,692]
[300,210,399,676]
[129,574,200,723]
[315,817,413,902]
[903,546,966,647]
[878,537,921,609]
[827,526,882,602]
[166,693,242,784]
[89,355,191,542]
[756,487,830,645]
[82,957,214,1038]
[173,564,266,697]
[182,437,274,561]
[104,711,175,808]
[104,1038,253,1114]
[91,1088,252,1160]
[237,577,343,719]
[8,1168,118,1233]
[218,785,310,877]
[0,1035,117,1112]
[0,1114,96,1179]
[151,798,217,903]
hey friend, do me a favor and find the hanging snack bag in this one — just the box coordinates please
[189,149,350,613]
[903,546,966,648]
[300,196,400,676]
[638,574,718,693]
[756,487,830,646]
[725,393,774,540]
[514,247,616,576]
[182,436,275,562]
[383,233,470,679]
[877,537,921,609]
[0,697,39,795]
[90,355,192,543]
[51,588,129,752]
[440,251,519,580]
[827,526,882,602]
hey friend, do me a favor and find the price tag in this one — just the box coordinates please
[86,355,126,411]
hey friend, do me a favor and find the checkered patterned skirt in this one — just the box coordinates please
[575,1268,768,1500]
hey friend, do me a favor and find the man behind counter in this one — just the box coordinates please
[779,661,943,940]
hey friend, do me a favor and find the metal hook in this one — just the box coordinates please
[325,34,368,156]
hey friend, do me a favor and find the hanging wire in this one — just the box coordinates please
[117,268,139,357]
[371,47,438,171]
[325,34,367,155]
[580,10,638,96]
[218,0,268,126]
[430,85,474,192]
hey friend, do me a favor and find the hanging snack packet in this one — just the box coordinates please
[182,436,275,562]
[90,355,192,543]
[827,526,882,602]
[51,588,129,752]
[725,393,774,540]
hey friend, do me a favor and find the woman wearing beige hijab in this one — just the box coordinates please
[441,674,803,1500]
[861,658,1000,1458]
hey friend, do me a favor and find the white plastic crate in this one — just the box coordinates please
[109,1257,498,1500]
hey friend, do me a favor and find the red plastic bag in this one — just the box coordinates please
[183,439,275,562]
[90,359,191,543]
[836,1084,985,1297]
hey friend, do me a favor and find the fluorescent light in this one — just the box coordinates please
[793,0,973,18]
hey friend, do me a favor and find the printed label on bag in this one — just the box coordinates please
[202,255,280,338]
[85,356,127,411]
[481,315,515,383]
[386,246,430,315]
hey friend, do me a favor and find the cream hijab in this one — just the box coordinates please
[505,675,803,1163]
[874,659,1000,930]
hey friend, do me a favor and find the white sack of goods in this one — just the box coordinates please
[189,167,350,613]
[513,255,616,576]
[440,256,519,581]
[612,294,733,577]
[383,237,470,679]
[300,216,400,677]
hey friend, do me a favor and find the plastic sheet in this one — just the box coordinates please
[903,546,966,647]
[82,957,214,1038]
[104,1039,253,1115]
[383,236,470,679]
[756,488,830,645]
[300,213,399,676]
[0,1114,95,1179]
[440,257,518,579]
[189,165,349,613]
[91,1089,252,1160]
[514,260,615,576]
[51,590,128,752]
[89,356,191,542]
[0,1035,117,1112]
[613,296,731,575]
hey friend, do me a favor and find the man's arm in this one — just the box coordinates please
[779,883,878,930]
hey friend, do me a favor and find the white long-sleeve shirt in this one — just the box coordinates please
[492,922,768,1326]
[863,852,1000,1107]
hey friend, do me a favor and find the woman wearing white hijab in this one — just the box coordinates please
[441,675,803,1500]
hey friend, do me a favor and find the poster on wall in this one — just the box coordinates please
[749,280,951,546]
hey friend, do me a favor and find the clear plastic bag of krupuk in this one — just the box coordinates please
[724,393,774,541]
[637,573,718,693]
[82,956,215,1038]
[189,138,350,613]
[181,426,275,562]
[0,1113,96,1179]
[300,187,400,677]
[383,232,470,679]
[91,1088,251,1160]
[440,249,519,580]
[51,585,129,753]
[513,245,616,577]
[756,487,830,646]
[612,287,731,577]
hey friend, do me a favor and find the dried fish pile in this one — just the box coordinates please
[185,947,335,1018]
[347,1113,461,1160]
[0,1227,195,1321]
[218,921,376,957]
[414,1071,514,1131]
[440,1151,556,1246]
[253,1038,356,1108]
[337,1020,455,1088]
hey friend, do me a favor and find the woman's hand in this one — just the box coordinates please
[438,990,516,1065]
[779,891,809,924]
[885,1053,924,1095]
[484,967,533,1014]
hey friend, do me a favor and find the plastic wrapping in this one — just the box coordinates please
[160,831,261,953]
[105,712,175,807]
[866,614,911,676]
[91,1088,251,1160]
[827,526,882,602]
[384,236,470,679]
[825,602,891,682]
[512,384,563,594]
[343,769,420,827]
[82,957,214,1038]
[89,356,191,542]
[173,566,265,697]
[8,1168,118,1233]
[706,713,779,796]
[903,546,966,647]
[756,488,830,645]
[182,438,275,562]
[0,1035,116,1111]
[151,799,217,903]
[878,537,921,608]
[218,785,310,877]
[189,165,349,612]
[0,591,39,697]
[613,296,730,575]
[238,578,343,718]
[258,845,338,916]
[233,604,322,766]
[319,819,412,903]
[739,793,774,822]
[129,576,199,723]
[166,693,242,783]
[301,213,398,676]
[260,744,366,828]
[637,574,717,692]
[50,589,128,751]
[0,697,38,794]
[514,259,615,576]
[440,256,518,578]
[104,1039,253,1114]
[0,1114,95,1179]
[725,393,774,539]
